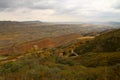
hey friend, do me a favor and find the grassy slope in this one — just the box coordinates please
[0,52,120,80]
[75,29,120,54]
[73,52,120,67]
[0,29,120,80]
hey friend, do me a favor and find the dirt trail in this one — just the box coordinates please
[0,53,32,65]
[77,36,94,40]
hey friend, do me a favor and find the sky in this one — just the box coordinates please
[0,0,120,22]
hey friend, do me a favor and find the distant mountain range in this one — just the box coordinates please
[21,20,42,24]
[89,21,120,25]
[0,20,120,25]
[0,21,42,24]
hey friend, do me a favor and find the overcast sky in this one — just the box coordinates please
[0,0,120,22]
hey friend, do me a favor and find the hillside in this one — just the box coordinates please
[0,21,115,55]
[0,33,82,55]
[75,29,120,54]
[0,24,120,80]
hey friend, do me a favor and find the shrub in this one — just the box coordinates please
[0,62,22,75]
[56,57,74,66]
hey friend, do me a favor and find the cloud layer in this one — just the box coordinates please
[0,0,120,22]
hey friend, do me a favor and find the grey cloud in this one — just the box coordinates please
[112,1,120,9]
[0,0,60,10]
[114,5,120,9]
[0,0,13,10]
[0,0,77,15]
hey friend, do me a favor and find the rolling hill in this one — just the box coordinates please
[0,28,120,80]
[75,29,120,54]
[0,21,115,55]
